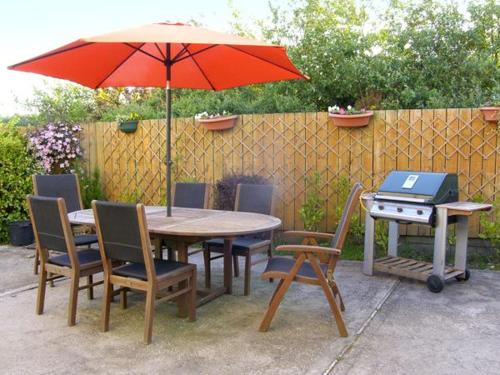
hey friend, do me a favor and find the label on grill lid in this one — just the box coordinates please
[402,175,419,189]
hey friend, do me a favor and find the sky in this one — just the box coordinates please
[0,0,292,116]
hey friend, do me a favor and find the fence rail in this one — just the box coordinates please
[80,109,499,237]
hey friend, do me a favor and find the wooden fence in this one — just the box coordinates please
[80,109,499,237]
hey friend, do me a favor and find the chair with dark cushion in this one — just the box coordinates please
[32,174,98,273]
[27,195,104,326]
[258,182,363,336]
[93,200,197,344]
[153,182,210,260]
[203,183,275,295]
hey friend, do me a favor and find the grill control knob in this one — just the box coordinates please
[378,205,384,210]
[417,209,423,215]
[397,207,403,213]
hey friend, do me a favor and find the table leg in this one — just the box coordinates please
[152,237,163,259]
[363,211,375,276]
[454,216,469,272]
[432,207,448,278]
[388,221,399,257]
[177,241,188,263]
[224,238,233,294]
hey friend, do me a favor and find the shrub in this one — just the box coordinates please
[299,172,325,231]
[28,123,82,173]
[0,120,40,243]
[214,174,268,210]
[479,197,500,248]
[78,168,106,208]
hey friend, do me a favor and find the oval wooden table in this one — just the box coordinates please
[69,206,282,305]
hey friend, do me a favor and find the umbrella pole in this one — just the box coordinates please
[165,43,172,217]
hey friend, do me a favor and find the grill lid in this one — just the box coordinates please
[375,171,459,205]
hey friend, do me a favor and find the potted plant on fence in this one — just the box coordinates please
[328,105,373,128]
[480,101,499,123]
[195,111,238,131]
[116,112,141,133]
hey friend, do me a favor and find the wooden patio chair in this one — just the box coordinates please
[153,182,210,260]
[203,184,275,295]
[92,200,197,344]
[32,174,98,274]
[258,182,363,336]
[27,195,104,326]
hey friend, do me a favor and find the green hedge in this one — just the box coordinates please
[0,121,39,243]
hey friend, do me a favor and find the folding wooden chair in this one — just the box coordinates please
[203,183,275,295]
[258,182,363,336]
[32,174,98,274]
[27,195,104,326]
[93,200,197,344]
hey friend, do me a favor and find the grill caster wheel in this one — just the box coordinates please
[427,275,444,293]
[455,269,470,282]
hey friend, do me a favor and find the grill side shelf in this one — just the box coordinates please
[374,256,464,282]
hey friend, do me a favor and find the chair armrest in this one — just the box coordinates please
[276,244,340,256]
[282,230,335,241]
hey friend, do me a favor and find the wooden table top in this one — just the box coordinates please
[69,206,282,237]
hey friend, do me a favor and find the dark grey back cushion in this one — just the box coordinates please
[237,184,274,215]
[331,182,363,249]
[29,196,68,253]
[34,174,81,213]
[174,183,207,209]
[94,201,145,264]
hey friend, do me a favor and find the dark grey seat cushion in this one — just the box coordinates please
[262,256,327,279]
[113,259,193,280]
[205,237,271,254]
[74,234,98,246]
[49,249,101,267]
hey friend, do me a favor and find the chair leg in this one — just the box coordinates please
[244,253,251,296]
[87,275,94,300]
[167,247,175,261]
[233,255,240,277]
[203,247,211,289]
[101,277,112,332]
[269,279,284,305]
[120,288,128,309]
[144,289,155,345]
[34,248,39,275]
[267,245,274,283]
[259,254,306,332]
[330,281,345,311]
[68,273,79,326]
[188,270,197,322]
[36,269,47,315]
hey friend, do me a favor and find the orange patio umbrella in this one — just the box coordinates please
[9,22,307,216]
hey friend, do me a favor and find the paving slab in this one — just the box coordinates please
[333,270,500,375]
[0,247,396,375]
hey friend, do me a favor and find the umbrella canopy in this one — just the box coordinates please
[9,22,307,215]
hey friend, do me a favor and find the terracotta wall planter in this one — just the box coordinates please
[196,115,238,131]
[328,111,373,128]
[480,107,499,123]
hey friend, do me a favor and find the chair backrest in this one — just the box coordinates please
[33,174,83,213]
[27,195,74,257]
[92,201,150,265]
[235,184,274,215]
[331,182,363,250]
[174,182,209,209]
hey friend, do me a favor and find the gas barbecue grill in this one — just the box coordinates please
[362,171,491,293]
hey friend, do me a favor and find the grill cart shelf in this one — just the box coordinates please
[363,195,492,293]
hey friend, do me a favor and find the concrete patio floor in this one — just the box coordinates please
[0,245,499,375]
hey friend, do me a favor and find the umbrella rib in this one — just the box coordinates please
[172,43,191,62]
[93,43,146,88]
[154,43,166,60]
[182,43,216,90]
[173,45,218,64]
[8,42,94,69]
[124,43,164,63]
[226,45,307,78]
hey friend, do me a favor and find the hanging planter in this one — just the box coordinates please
[195,111,238,131]
[118,120,139,133]
[327,105,373,128]
[479,107,499,123]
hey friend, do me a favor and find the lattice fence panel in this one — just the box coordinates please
[81,109,499,237]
